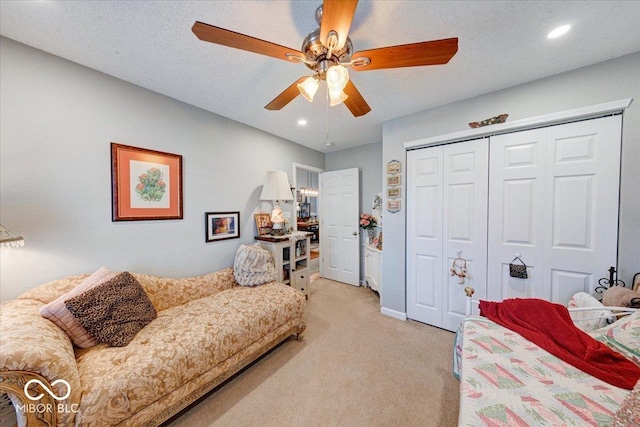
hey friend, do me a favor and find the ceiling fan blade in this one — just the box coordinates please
[192,21,305,62]
[320,0,358,50]
[351,38,458,71]
[264,77,307,111]
[343,80,371,117]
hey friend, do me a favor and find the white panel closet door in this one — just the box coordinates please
[487,128,547,301]
[442,140,488,329]
[543,116,621,302]
[488,116,621,303]
[407,139,488,330]
[407,147,444,326]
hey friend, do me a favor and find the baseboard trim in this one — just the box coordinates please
[380,307,407,321]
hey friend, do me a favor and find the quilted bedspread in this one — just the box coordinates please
[457,316,630,427]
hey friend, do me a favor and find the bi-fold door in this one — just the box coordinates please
[407,138,489,331]
[487,116,621,303]
[407,115,622,331]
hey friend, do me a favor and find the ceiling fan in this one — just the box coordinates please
[192,0,458,117]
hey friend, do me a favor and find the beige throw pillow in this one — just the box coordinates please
[64,272,157,347]
[40,266,117,348]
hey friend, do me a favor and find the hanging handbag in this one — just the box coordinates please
[509,256,528,279]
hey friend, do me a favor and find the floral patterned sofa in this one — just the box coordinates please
[0,267,306,426]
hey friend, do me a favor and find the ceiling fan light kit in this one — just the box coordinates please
[329,89,349,107]
[192,0,458,117]
[297,76,320,102]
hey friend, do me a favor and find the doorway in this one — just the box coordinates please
[292,163,324,281]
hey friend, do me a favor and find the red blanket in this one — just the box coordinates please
[479,298,640,390]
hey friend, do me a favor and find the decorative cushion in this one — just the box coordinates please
[603,285,640,308]
[610,378,640,427]
[40,266,117,348]
[233,243,277,287]
[64,272,157,347]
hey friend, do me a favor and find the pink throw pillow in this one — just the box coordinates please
[40,267,117,348]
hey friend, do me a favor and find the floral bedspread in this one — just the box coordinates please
[457,316,630,427]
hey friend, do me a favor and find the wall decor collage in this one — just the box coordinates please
[386,160,401,213]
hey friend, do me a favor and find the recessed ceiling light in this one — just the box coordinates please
[297,119,307,126]
[325,142,334,147]
[548,25,571,39]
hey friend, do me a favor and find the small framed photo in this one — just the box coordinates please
[387,187,401,199]
[387,200,401,213]
[254,212,272,236]
[387,175,401,186]
[206,212,240,242]
[386,160,401,174]
[111,143,183,221]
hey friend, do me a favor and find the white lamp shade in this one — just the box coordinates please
[329,89,349,106]
[326,65,349,91]
[297,76,319,102]
[259,171,293,201]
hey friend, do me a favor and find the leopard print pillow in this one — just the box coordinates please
[65,272,157,347]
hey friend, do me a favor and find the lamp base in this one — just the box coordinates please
[270,225,286,236]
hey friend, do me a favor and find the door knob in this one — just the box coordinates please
[352,231,358,236]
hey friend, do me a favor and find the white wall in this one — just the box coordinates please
[325,142,383,284]
[0,37,324,301]
[382,51,640,315]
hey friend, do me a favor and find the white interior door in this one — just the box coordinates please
[407,139,488,330]
[488,115,622,303]
[441,140,488,330]
[543,116,621,302]
[321,168,360,286]
[487,128,548,301]
[407,147,444,326]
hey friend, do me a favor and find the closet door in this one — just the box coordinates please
[407,147,444,326]
[487,129,547,301]
[488,116,622,302]
[407,139,488,330]
[441,140,489,330]
[543,116,621,302]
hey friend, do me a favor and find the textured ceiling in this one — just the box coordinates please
[1,1,639,153]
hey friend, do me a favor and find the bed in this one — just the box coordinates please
[454,296,640,427]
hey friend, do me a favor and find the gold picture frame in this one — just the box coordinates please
[254,212,272,236]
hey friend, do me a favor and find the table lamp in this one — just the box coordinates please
[259,171,293,235]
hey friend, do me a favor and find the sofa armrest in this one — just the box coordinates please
[0,299,81,426]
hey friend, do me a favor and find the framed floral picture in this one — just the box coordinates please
[111,143,183,221]
[206,212,240,242]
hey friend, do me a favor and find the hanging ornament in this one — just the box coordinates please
[451,252,468,284]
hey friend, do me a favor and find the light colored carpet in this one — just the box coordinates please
[166,279,460,427]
